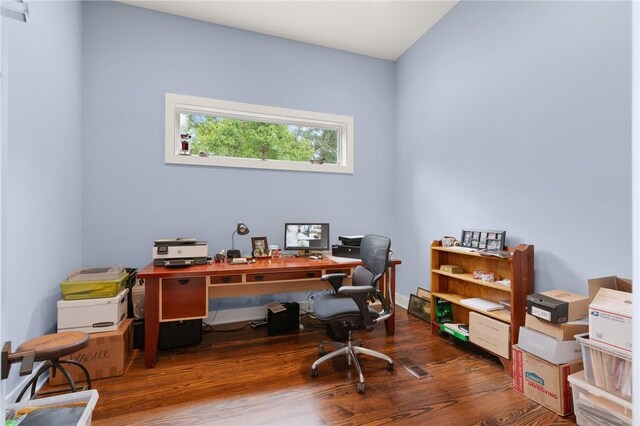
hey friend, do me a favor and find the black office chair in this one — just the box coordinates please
[310,234,394,394]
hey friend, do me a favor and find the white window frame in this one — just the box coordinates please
[165,93,354,174]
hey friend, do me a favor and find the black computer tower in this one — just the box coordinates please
[267,302,300,336]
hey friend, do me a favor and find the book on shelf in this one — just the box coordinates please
[460,297,503,312]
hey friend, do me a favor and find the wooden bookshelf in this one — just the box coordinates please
[430,241,534,372]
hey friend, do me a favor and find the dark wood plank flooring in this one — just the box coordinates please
[67,308,577,425]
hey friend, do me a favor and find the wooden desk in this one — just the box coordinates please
[137,256,401,368]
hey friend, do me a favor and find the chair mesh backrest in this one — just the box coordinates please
[359,234,391,279]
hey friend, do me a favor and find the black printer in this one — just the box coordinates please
[331,235,363,259]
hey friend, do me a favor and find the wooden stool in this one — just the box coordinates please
[15,331,92,402]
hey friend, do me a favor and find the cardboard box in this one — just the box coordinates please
[469,312,510,359]
[524,313,588,341]
[49,318,133,386]
[526,290,589,324]
[517,326,582,364]
[512,345,583,416]
[57,288,128,334]
[589,287,632,353]
[588,276,632,302]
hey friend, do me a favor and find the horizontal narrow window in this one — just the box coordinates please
[165,93,354,173]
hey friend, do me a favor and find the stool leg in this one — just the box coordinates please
[59,360,92,390]
[52,360,79,393]
[15,361,51,403]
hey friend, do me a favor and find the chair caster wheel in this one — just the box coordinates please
[310,368,318,378]
[357,382,365,394]
[387,362,394,371]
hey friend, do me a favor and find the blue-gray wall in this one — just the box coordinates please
[80,3,396,311]
[394,1,632,297]
[2,1,83,395]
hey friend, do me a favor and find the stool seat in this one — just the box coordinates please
[17,331,89,361]
[15,331,92,403]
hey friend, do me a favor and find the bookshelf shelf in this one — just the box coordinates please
[431,270,513,293]
[430,241,534,372]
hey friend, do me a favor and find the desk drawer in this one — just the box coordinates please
[161,277,207,320]
[247,270,321,282]
[210,275,242,284]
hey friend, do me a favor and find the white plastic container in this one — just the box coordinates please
[6,389,99,426]
[569,370,631,426]
[575,333,632,401]
[58,288,128,333]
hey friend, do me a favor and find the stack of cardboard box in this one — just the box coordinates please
[512,289,588,416]
[50,270,134,386]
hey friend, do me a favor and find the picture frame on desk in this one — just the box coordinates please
[408,294,430,323]
[251,236,269,257]
[461,229,505,250]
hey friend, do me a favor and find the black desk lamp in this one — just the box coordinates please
[227,221,250,259]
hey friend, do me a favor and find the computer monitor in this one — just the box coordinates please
[284,223,330,254]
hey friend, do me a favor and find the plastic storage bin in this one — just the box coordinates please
[5,389,99,426]
[60,273,128,300]
[575,333,631,401]
[569,370,631,426]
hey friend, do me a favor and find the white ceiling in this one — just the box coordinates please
[116,1,459,61]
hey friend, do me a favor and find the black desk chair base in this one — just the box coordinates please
[310,330,394,394]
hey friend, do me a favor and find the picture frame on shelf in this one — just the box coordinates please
[408,294,430,323]
[460,229,506,250]
[251,237,269,257]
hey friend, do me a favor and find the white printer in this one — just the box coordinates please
[153,237,208,266]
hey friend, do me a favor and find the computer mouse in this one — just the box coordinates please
[309,255,319,260]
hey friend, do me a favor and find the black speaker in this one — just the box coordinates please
[267,302,300,336]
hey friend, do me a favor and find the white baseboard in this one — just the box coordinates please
[206,306,266,325]
[206,295,406,325]
[395,292,409,310]
[205,301,314,325]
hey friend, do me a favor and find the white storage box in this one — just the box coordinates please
[518,326,582,364]
[6,389,98,426]
[569,370,632,426]
[58,288,128,333]
[576,333,631,401]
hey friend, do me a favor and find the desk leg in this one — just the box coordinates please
[385,264,396,335]
[144,277,160,368]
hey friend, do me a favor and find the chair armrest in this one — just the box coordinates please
[337,285,375,295]
[321,273,347,292]
[338,285,377,330]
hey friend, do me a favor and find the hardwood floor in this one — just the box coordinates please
[72,308,577,425]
